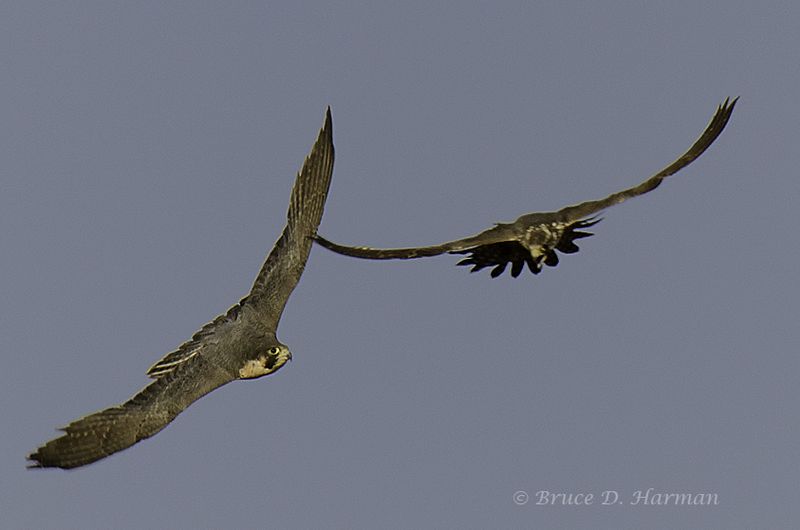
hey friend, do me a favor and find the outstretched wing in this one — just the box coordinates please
[314,214,520,260]
[313,237,446,259]
[247,107,335,329]
[314,98,737,273]
[552,97,737,223]
[28,355,234,469]
[146,108,335,377]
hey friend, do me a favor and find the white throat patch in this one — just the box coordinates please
[238,356,270,379]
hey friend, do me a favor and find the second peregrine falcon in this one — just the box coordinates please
[315,98,736,278]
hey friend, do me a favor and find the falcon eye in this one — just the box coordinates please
[268,347,280,355]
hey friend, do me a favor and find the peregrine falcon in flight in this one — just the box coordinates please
[28,108,335,469]
[316,98,736,278]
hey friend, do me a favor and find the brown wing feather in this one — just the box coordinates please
[554,97,737,223]
[314,235,464,259]
[146,305,239,378]
[248,107,335,328]
[28,356,234,469]
[314,222,516,259]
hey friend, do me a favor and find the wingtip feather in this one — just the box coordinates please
[323,106,333,135]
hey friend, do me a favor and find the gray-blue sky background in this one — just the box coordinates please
[2,2,798,529]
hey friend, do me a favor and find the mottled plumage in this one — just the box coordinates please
[28,108,335,469]
[316,98,736,278]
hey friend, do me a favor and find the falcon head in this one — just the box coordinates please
[238,344,292,379]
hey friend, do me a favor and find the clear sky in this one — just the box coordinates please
[3,2,798,529]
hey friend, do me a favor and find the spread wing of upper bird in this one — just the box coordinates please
[316,98,736,278]
[27,108,335,469]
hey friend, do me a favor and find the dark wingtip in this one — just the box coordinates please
[26,451,46,469]
[323,106,333,135]
[717,96,738,123]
